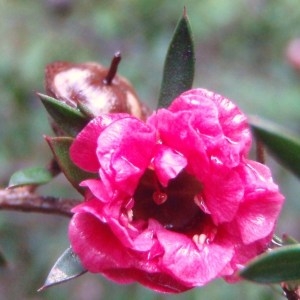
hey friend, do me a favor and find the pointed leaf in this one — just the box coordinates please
[38,247,86,291]
[8,167,54,188]
[38,93,89,137]
[46,136,97,194]
[158,8,195,108]
[250,116,300,178]
[240,245,300,283]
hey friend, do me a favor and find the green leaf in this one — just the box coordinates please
[38,247,86,291]
[158,8,195,108]
[45,136,97,194]
[38,93,89,137]
[250,116,300,178]
[8,166,54,188]
[240,245,300,284]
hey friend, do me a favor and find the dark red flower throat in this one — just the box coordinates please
[133,169,208,233]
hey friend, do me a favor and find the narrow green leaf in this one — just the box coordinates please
[8,167,53,188]
[38,247,86,291]
[45,136,97,194]
[250,116,300,178]
[158,8,195,108]
[38,93,89,137]
[240,245,300,283]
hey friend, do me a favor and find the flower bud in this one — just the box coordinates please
[286,38,300,70]
[45,55,149,120]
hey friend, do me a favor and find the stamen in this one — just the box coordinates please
[151,171,168,205]
[152,191,168,205]
[194,195,211,214]
[193,228,217,249]
[127,209,133,222]
[120,198,134,225]
[124,197,134,210]
[193,234,208,249]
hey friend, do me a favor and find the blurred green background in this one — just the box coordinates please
[1,0,300,299]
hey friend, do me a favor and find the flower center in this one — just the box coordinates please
[132,169,207,233]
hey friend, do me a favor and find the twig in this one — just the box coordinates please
[255,137,265,164]
[0,187,81,217]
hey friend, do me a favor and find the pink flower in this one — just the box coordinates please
[69,88,284,293]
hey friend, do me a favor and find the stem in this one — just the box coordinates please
[0,187,81,217]
[103,51,121,85]
[255,137,265,164]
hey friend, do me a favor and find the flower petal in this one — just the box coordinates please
[167,88,251,167]
[152,145,187,187]
[70,114,128,172]
[80,179,111,203]
[202,166,244,224]
[156,228,234,287]
[148,109,209,175]
[235,161,284,244]
[170,88,251,156]
[97,117,156,195]
[69,212,189,293]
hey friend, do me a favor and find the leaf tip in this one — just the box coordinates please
[37,285,46,293]
[37,92,51,103]
[39,247,87,291]
[43,134,51,142]
[36,91,44,98]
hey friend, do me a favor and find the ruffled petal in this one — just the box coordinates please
[80,179,111,203]
[69,212,189,293]
[235,161,284,244]
[70,113,128,172]
[97,117,156,195]
[148,109,209,176]
[202,165,244,224]
[152,144,187,187]
[156,228,234,287]
[167,88,251,167]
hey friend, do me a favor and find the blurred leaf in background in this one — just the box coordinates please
[1,0,300,299]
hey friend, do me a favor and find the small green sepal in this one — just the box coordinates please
[38,93,89,137]
[45,136,97,194]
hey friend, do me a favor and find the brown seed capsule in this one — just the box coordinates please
[45,55,149,120]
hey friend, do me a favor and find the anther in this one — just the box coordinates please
[152,191,168,205]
